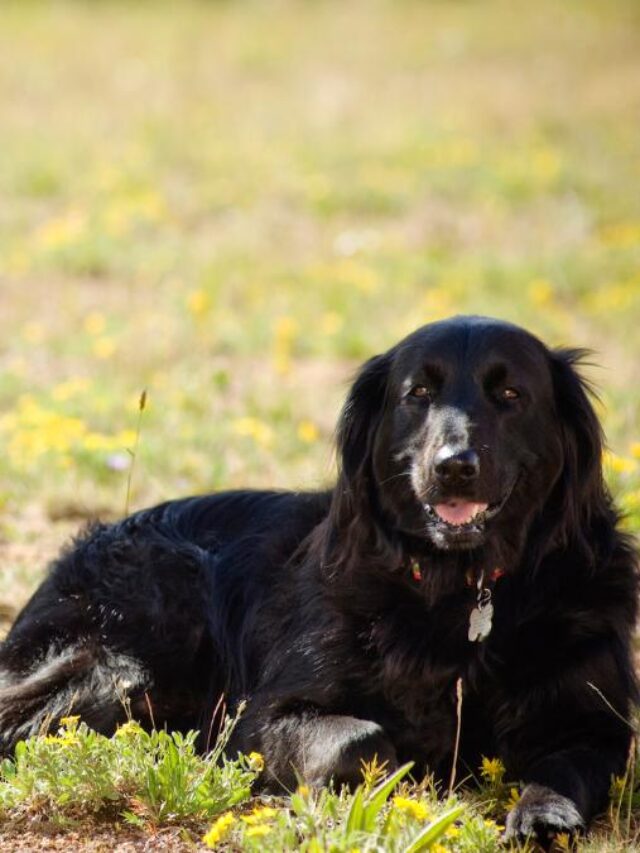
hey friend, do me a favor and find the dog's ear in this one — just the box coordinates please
[324,350,394,568]
[317,350,395,571]
[336,351,393,483]
[549,347,607,546]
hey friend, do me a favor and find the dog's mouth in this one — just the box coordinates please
[424,499,503,529]
[422,492,510,546]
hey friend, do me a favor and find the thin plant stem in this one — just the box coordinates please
[627,738,636,840]
[124,389,147,517]
[448,677,463,799]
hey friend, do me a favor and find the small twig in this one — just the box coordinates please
[627,737,636,840]
[448,677,463,798]
[614,737,633,833]
[205,693,227,754]
[124,389,147,517]
[144,691,157,731]
[64,689,80,718]
[587,681,637,730]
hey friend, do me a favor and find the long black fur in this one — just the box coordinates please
[0,316,637,839]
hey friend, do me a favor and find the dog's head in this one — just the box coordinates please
[336,316,605,559]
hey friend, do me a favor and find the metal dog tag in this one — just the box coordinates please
[468,600,493,642]
[468,572,494,642]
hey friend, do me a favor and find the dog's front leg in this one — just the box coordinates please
[232,706,398,792]
[499,647,634,843]
[501,730,629,844]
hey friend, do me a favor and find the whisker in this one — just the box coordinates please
[377,470,412,487]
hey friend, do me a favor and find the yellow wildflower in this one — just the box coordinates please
[480,756,505,784]
[83,312,106,336]
[93,336,117,360]
[82,429,136,454]
[245,824,272,837]
[555,831,571,850]
[507,786,521,810]
[603,450,637,475]
[241,806,278,824]
[36,209,86,250]
[22,322,45,344]
[248,751,265,771]
[55,716,80,746]
[1,398,88,463]
[186,289,212,318]
[531,147,561,183]
[297,420,319,444]
[296,784,310,798]
[273,315,298,375]
[233,417,273,448]
[115,720,143,738]
[600,221,640,249]
[203,812,235,847]
[392,796,429,820]
[119,429,137,447]
[528,278,554,307]
[57,731,79,747]
[587,281,639,314]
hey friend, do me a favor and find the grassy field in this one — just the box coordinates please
[0,0,639,848]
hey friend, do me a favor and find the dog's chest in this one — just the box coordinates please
[363,584,512,725]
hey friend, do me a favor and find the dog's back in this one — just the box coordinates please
[0,489,330,752]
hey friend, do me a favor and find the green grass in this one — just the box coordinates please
[1,715,640,851]
[0,0,639,848]
[0,716,538,851]
[0,713,258,827]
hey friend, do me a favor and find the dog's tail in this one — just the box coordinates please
[0,645,149,754]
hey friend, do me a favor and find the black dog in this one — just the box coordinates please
[0,315,637,840]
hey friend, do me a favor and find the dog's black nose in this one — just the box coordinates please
[434,448,480,483]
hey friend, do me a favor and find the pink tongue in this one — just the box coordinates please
[434,500,488,525]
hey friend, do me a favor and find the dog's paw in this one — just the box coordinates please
[504,783,584,843]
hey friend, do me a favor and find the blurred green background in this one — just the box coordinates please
[0,0,639,609]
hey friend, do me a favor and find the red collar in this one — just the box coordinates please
[408,558,505,586]
[466,566,505,587]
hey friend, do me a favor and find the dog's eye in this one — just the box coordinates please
[502,387,520,401]
[408,385,431,399]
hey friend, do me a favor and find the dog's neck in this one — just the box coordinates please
[405,554,505,588]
